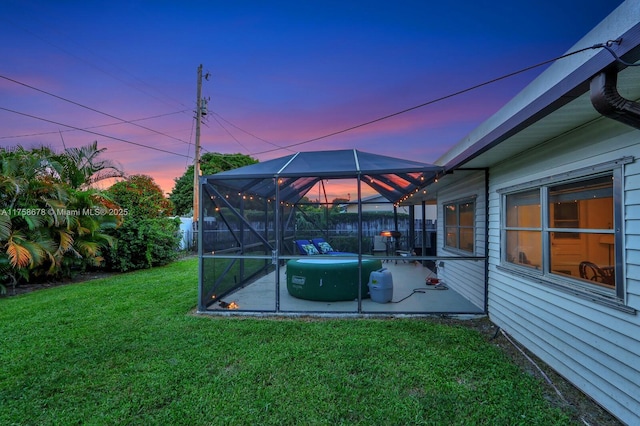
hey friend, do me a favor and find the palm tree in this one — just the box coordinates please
[1,144,121,288]
[62,188,118,271]
[0,215,12,294]
[52,141,125,189]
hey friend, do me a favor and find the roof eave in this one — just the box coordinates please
[443,21,640,172]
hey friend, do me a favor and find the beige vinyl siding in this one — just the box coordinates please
[436,170,486,310]
[626,162,640,308]
[486,119,640,425]
[488,275,639,420]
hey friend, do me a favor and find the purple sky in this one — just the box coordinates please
[0,0,625,196]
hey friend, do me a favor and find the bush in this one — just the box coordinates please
[104,217,181,272]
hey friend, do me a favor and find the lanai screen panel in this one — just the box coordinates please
[199,149,444,313]
[200,177,277,310]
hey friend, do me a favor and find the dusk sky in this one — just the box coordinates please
[0,1,625,197]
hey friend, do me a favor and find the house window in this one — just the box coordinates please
[552,201,579,239]
[444,199,475,253]
[502,169,622,300]
[505,189,541,269]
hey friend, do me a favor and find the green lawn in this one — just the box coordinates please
[1,257,574,425]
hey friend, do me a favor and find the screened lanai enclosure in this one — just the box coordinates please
[197,149,485,315]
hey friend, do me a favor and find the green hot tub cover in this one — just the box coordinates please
[286,257,383,302]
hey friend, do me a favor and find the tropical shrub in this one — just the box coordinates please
[0,144,122,294]
[104,218,181,272]
[105,175,181,272]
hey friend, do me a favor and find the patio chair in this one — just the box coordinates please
[311,238,336,254]
[579,261,614,286]
[295,239,319,255]
[518,251,532,265]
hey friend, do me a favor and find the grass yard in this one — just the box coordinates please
[1,257,578,425]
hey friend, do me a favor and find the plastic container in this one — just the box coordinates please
[368,268,393,303]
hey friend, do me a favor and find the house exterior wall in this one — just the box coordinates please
[486,118,640,425]
[435,170,486,310]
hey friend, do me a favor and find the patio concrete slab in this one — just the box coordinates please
[210,260,484,315]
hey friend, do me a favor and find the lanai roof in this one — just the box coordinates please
[203,149,443,204]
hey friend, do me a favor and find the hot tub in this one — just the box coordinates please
[286,257,383,301]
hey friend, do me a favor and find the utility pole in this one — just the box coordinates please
[193,64,203,224]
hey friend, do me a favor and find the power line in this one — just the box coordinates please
[210,114,250,153]
[251,42,618,156]
[0,106,191,159]
[211,111,295,153]
[599,39,640,67]
[0,74,194,148]
[0,109,191,140]
[3,40,627,163]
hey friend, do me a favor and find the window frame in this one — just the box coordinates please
[498,158,629,305]
[443,197,476,254]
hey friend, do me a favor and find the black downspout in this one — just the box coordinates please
[590,70,640,129]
